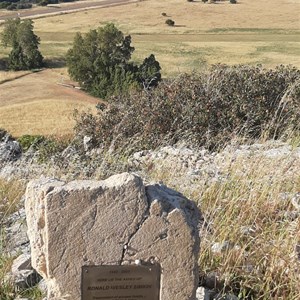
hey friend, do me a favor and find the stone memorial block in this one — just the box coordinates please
[25,173,200,300]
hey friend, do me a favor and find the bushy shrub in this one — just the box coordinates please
[165,19,175,26]
[67,23,161,99]
[230,0,237,3]
[16,2,32,9]
[1,18,43,70]
[37,0,48,5]
[161,12,167,16]
[74,65,300,153]
[0,2,10,9]
[6,3,17,10]
[17,134,45,151]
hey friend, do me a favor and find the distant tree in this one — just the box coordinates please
[66,23,161,98]
[138,54,161,89]
[1,18,43,70]
[165,19,175,26]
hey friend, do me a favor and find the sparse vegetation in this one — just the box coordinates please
[0,178,24,219]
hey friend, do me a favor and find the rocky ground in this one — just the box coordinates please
[1,132,299,300]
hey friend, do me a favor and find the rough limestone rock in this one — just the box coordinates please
[123,184,200,300]
[25,173,200,300]
[0,133,22,163]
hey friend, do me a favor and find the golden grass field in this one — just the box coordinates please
[0,0,299,136]
[0,69,98,136]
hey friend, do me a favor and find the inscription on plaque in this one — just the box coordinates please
[81,264,160,300]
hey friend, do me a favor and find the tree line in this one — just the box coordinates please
[0,19,161,98]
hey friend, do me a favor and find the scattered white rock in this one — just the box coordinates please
[211,241,235,254]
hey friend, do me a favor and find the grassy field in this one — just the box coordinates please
[0,0,299,136]
[30,0,300,75]
[0,69,98,137]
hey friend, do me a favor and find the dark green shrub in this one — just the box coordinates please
[161,12,167,16]
[6,3,17,10]
[1,18,43,70]
[0,2,10,9]
[67,23,161,99]
[16,2,32,9]
[34,137,70,163]
[165,19,175,26]
[17,134,45,151]
[74,65,300,153]
[230,0,237,3]
[37,0,48,5]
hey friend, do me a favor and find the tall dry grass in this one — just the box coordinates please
[142,144,300,299]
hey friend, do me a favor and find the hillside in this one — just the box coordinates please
[0,69,98,136]
[0,0,299,136]
[0,2,299,299]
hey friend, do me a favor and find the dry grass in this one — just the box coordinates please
[0,0,299,135]
[143,144,300,298]
[0,179,43,300]
[0,69,98,137]
[0,178,25,220]
[31,0,300,33]
[30,0,300,74]
[0,71,32,84]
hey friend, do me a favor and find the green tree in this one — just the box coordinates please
[66,23,161,99]
[138,54,161,89]
[1,18,43,70]
[66,24,135,98]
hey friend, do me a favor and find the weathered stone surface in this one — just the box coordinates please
[25,174,148,299]
[10,254,41,291]
[4,207,30,256]
[11,254,31,274]
[25,173,200,300]
[123,184,200,300]
[0,133,22,163]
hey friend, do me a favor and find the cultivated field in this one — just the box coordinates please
[0,0,299,136]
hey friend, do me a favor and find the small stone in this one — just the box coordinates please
[211,241,234,254]
[291,192,300,211]
[240,226,256,236]
[11,254,31,274]
[14,269,41,290]
[214,292,239,300]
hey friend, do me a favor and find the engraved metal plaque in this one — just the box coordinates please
[81,264,160,300]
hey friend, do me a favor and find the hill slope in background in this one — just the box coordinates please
[0,69,98,137]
